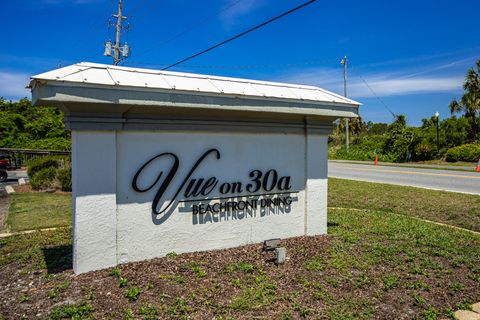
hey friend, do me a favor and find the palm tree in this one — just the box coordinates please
[449,60,480,141]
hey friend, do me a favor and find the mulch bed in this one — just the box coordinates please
[0,234,478,319]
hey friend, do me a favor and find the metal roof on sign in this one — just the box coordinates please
[30,62,360,106]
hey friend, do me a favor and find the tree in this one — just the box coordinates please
[449,60,480,141]
[338,115,366,135]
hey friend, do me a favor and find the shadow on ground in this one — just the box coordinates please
[42,245,72,273]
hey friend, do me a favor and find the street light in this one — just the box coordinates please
[434,111,440,156]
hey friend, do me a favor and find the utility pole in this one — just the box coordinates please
[340,55,349,154]
[104,0,130,65]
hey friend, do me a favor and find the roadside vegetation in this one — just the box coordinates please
[6,192,71,232]
[330,60,480,163]
[0,98,70,150]
[27,156,72,192]
[0,179,479,319]
[328,178,480,232]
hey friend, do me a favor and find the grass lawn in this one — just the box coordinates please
[6,192,71,232]
[329,178,480,232]
[0,182,478,319]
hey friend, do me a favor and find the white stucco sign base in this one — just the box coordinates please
[30,63,359,274]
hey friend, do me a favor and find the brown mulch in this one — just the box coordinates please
[0,234,478,319]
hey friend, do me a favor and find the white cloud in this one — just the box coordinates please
[279,67,464,98]
[0,71,30,99]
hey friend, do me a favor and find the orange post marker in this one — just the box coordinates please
[476,159,480,172]
[374,154,379,165]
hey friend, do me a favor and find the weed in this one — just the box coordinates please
[81,285,95,301]
[49,301,94,320]
[168,297,189,316]
[19,294,29,303]
[304,256,326,271]
[231,278,241,287]
[109,267,121,278]
[118,277,128,288]
[382,276,399,291]
[125,287,141,302]
[419,305,439,320]
[293,301,312,317]
[230,276,276,310]
[181,262,207,278]
[48,289,57,300]
[225,262,255,273]
[139,303,160,320]
[166,251,177,258]
[448,281,464,293]
[124,308,134,320]
[413,294,426,307]
[355,273,371,288]
[175,276,186,284]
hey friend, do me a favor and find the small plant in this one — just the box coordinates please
[124,308,135,320]
[168,298,189,316]
[175,276,185,284]
[166,251,177,258]
[231,278,241,287]
[448,281,464,293]
[109,267,121,278]
[19,294,29,303]
[125,287,141,302]
[413,294,426,307]
[182,262,206,278]
[118,277,128,288]
[81,285,95,301]
[49,301,94,320]
[355,273,371,288]
[420,305,439,320]
[382,276,399,291]
[225,262,255,273]
[304,256,326,272]
[48,289,57,300]
[139,303,160,319]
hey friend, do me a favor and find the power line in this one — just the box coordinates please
[134,59,337,70]
[162,0,317,70]
[358,76,397,118]
[129,0,244,62]
[348,62,397,118]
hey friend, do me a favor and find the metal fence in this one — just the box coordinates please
[0,148,71,169]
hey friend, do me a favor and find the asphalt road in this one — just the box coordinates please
[328,161,480,195]
[0,170,28,192]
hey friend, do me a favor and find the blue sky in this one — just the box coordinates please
[1,0,479,125]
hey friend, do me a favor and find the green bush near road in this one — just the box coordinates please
[27,156,72,191]
[445,143,480,162]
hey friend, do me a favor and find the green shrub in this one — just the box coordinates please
[414,143,436,161]
[30,167,57,190]
[27,156,60,177]
[57,167,72,192]
[445,143,480,162]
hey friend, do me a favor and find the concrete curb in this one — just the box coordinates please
[0,226,71,238]
[5,186,15,194]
